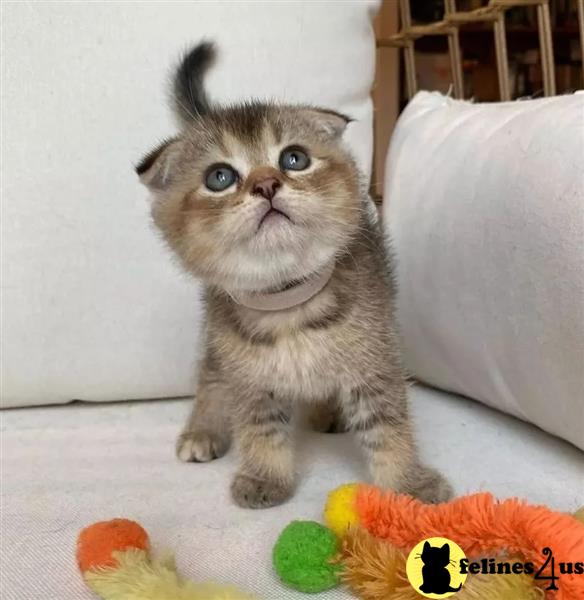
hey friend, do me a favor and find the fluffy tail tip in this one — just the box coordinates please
[173,41,216,121]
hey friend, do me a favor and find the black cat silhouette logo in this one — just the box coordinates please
[419,541,462,595]
[406,537,467,598]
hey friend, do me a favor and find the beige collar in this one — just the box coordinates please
[229,262,335,312]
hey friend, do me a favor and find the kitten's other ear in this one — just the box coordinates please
[135,138,181,191]
[441,544,450,555]
[423,541,431,552]
[303,108,353,139]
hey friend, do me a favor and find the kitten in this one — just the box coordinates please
[137,42,452,509]
[419,541,462,594]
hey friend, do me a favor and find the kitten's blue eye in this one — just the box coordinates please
[279,147,310,171]
[205,164,238,192]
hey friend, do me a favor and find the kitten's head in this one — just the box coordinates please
[421,542,451,567]
[137,43,361,292]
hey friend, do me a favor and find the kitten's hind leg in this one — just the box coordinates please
[405,463,453,504]
[176,364,232,463]
[308,396,348,433]
[344,379,452,504]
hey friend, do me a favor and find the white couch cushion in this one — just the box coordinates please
[2,386,582,599]
[383,91,584,450]
[1,1,379,407]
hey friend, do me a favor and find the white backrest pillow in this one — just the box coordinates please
[384,91,584,450]
[1,1,380,407]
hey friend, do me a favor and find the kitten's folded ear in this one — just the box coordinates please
[135,137,181,191]
[303,108,353,139]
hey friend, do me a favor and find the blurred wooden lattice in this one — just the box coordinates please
[379,0,584,100]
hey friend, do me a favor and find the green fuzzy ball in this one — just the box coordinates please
[272,520,342,593]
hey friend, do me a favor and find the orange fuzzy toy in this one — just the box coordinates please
[77,518,150,573]
[354,487,584,600]
[76,518,259,599]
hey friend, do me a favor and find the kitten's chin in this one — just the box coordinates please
[253,210,295,247]
[256,208,292,232]
[215,242,338,294]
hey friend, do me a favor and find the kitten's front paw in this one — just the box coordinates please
[176,431,229,463]
[230,473,293,509]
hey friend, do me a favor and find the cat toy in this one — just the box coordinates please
[76,518,258,600]
[272,483,584,600]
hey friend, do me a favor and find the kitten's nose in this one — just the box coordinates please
[252,177,281,201]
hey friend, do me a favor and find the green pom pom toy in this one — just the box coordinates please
[272,520,342,593]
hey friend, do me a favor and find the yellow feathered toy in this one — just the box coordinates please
[76,519,257,600]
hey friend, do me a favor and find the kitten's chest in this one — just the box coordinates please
[231,329,343,399]
[208,269,390,400]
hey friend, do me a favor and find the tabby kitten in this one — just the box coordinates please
[137,43,452,508]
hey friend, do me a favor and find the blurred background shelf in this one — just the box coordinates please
[371,0,583,197]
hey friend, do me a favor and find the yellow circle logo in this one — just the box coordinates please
[406,537,467,598]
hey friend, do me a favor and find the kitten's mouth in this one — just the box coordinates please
[257,207,292,230]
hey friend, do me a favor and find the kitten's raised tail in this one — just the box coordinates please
[173,41,215,125]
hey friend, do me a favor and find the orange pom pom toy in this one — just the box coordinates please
[76,518,258,599]
[77,518,149,573]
